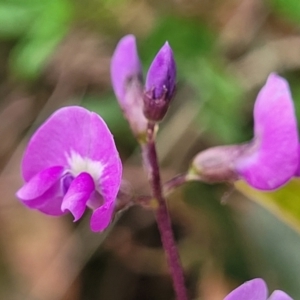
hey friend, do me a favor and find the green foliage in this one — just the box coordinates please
[0,3,39,38]
[234,181,300,297]
[184,182,251,280]
[268,0,300,24]
[184,59,245,143]
[238,196,300,298]
[0,0,73,79]
[140,15,214,68]
[236,180,300,232]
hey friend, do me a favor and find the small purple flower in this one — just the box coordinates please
[190,73,299,190]
[224,278,293,300]
[110,34,148,139]
[16,106,122,232]
[144,42,176,121]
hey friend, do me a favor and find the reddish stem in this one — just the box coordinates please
[143,123,188,300]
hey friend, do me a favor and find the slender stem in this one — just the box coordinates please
[143,123,188,300]
[163,174,188,196]
[163,173,202,196]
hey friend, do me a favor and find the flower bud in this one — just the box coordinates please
[144,42,176,122]
[110,35,148,140]
[189,145,248,183]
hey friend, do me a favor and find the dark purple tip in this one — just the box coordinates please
[145,42,176,100]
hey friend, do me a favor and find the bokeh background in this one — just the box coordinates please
[1,0,300,299]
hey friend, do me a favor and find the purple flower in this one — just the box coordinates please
[144,42,176,121]
[16,106,122,232]
[190,73,299,190]
[110,34,148,139]
[224,278,293,300]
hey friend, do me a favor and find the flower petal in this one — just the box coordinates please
[21,181,65,216]
[87,190,104,210]
[268,290,293,300]
[61,172,95,221]
[236,73,298,190]
[17,166,64,200]
[88,111,122,221]
[22,107,93,181]
[224,278,268,300]
[90,201,114,232]
[110,34,142,105]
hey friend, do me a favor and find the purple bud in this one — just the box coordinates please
[145,42,176,100]
[144,42,176,121]
[110,35,148,139]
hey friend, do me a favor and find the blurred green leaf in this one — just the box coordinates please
[140,15,215,68]
[0,4,38,38]
[185,58,245,143]
[184,182,251,281]
[239,198,300,298]
[0,0,54,38]
[268,0,300,24]
[10,0,73,79]
[236,180,300,232]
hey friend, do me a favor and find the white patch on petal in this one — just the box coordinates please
[66,150,105,183]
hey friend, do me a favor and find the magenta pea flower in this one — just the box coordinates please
[224,278,293,300]
[16,106,122,232]
[190,73,299,190]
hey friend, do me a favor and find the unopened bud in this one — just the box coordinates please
[144,42,176,122]
[189,145,249,183]
[110,35,148,140]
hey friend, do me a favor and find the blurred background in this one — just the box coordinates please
[1,0,300,299]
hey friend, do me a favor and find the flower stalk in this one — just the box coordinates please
[142,122,188,300]
[163,173,190,196]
